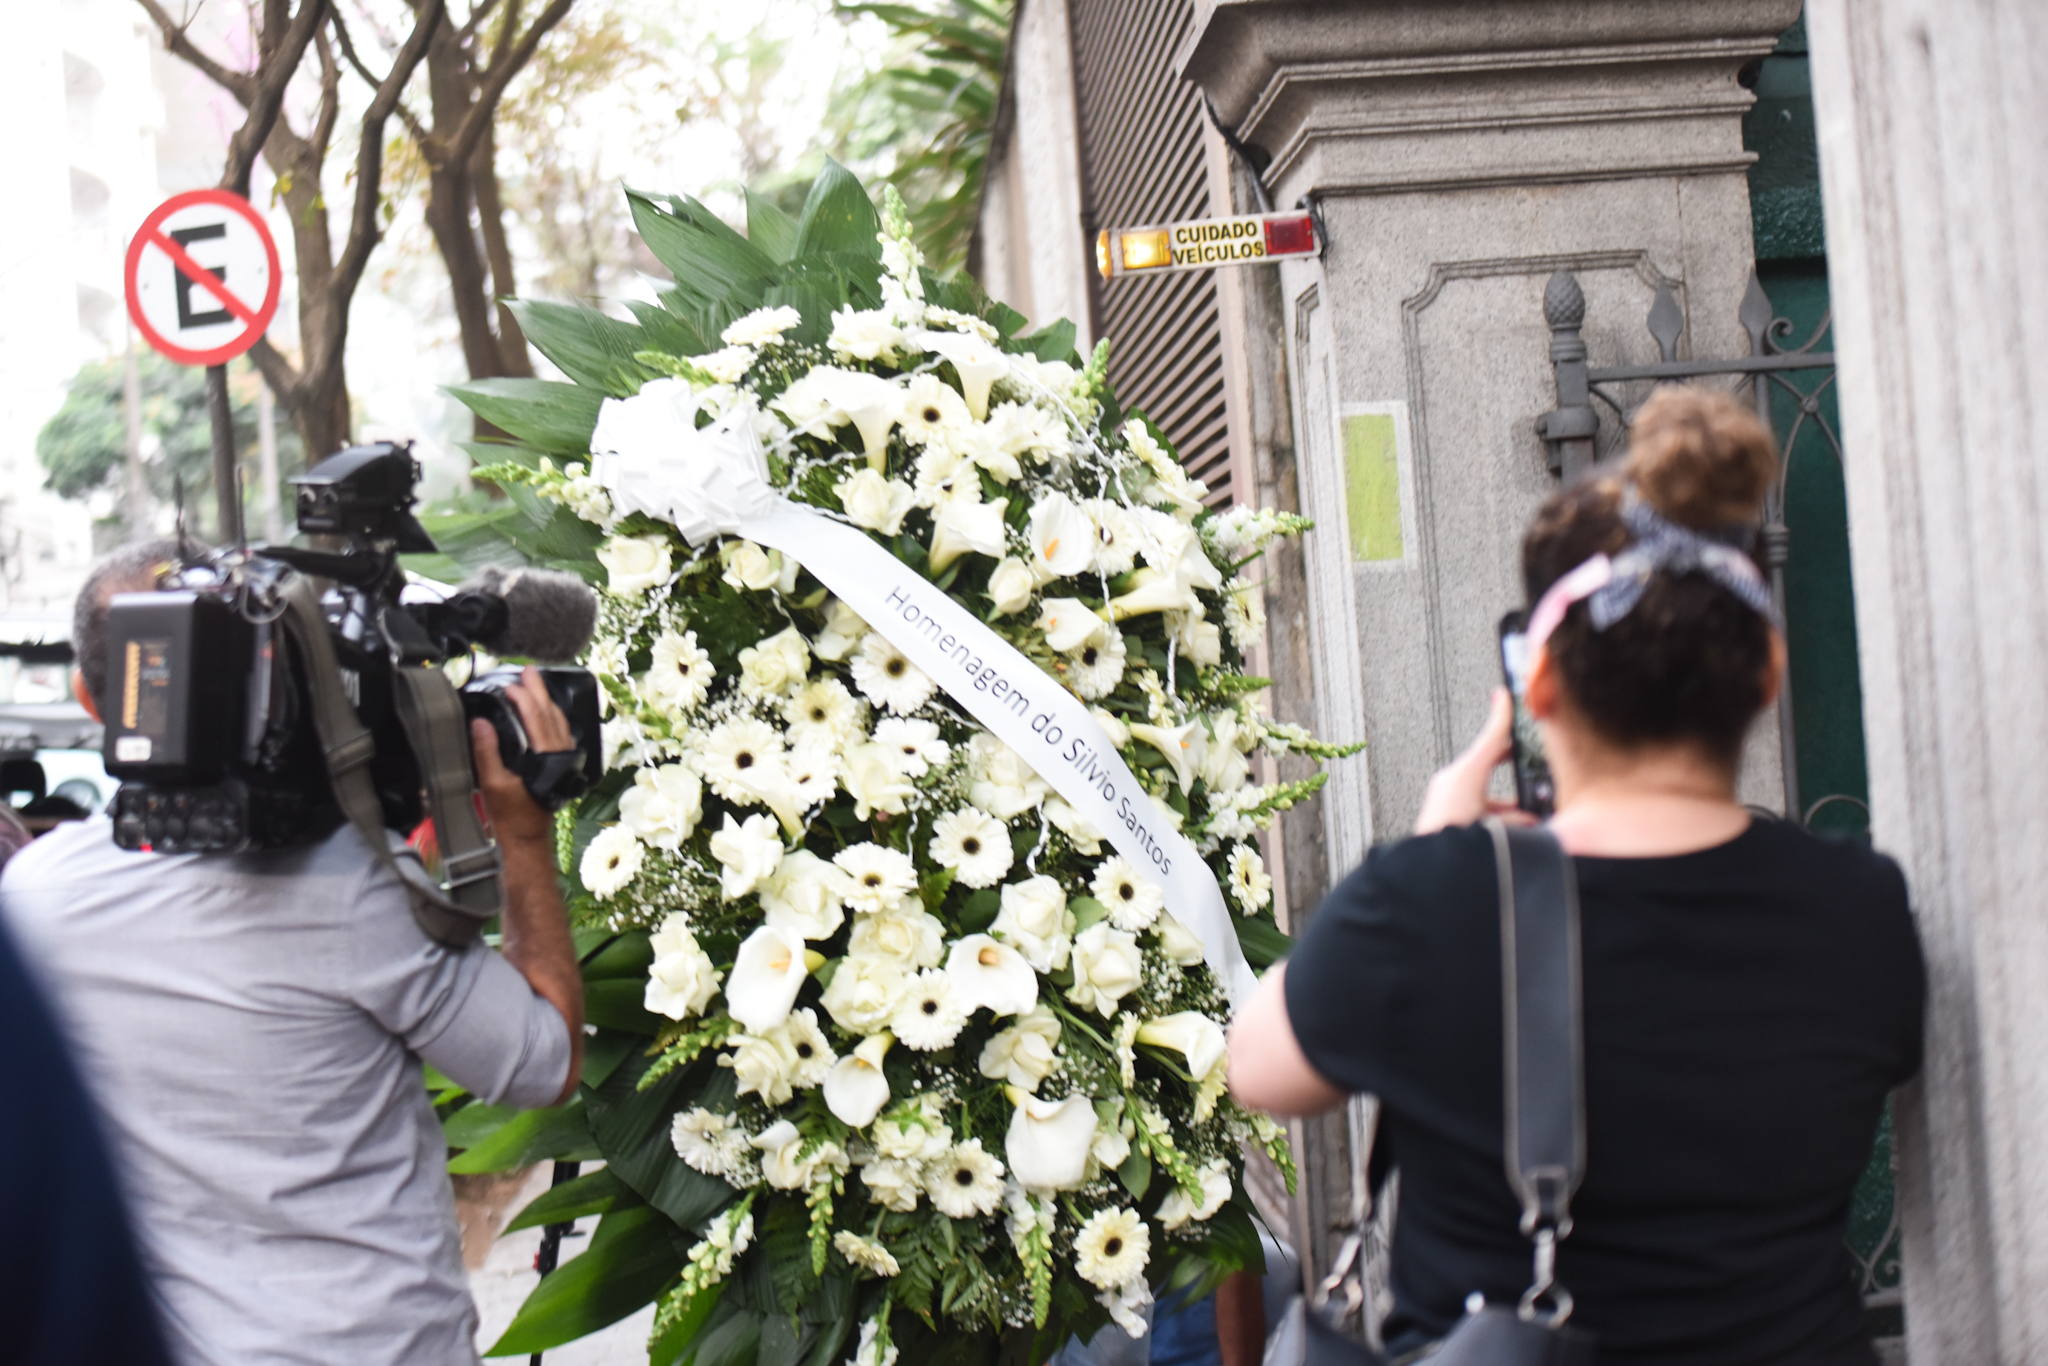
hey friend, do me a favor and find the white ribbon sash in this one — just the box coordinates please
[589,386,1256,1003]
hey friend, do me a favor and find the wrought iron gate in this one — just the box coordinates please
[1532,270,1903,1337]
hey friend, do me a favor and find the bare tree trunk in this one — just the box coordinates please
[472,122,533,377]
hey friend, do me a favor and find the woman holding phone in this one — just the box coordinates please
[1229,386,1924,1364]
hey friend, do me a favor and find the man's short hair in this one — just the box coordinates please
[74,540,182,714]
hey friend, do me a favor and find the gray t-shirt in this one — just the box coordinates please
[1,816,571,1366]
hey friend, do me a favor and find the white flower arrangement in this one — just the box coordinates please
[459,170,1356,1364]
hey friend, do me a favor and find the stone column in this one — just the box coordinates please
[1178,0,1800,1293]
[1806,4,2048,1360]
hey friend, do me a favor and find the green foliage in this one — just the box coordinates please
[834,2,1011,274]
[504,1167,631,1233]
[1235,915,1293,970]
[486,1204,683,1356]
[34,354,302,537]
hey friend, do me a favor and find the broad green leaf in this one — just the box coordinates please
[508,300,653,395]
[580,1027,639,1091]
[649,1284,725,1366]
[448,378,602,456]
[792,158,883,263]
[586,1048,737,1230]
[1117,1147,1151,1201]
[689,1307,763,1366]
[504,1166,632,1233]
[583,930,656,979]
[443,1101,519,1150]
[1069,895,1109,931]
[1236,915,1292,969]
[448,1099,600,1175]
[584,977,663,1035]
[628,189,777,307]
[485,1204,682,1356]
[758,1313,811,1366]
[1017,318,1078,363]
[625,299,714,358]
[746,190,801,264]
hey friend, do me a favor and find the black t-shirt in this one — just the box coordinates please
[1285,819,1924,1365]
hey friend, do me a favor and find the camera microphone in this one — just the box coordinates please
[450,566,598,664]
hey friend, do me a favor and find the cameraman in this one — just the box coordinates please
[1,540,585,1365]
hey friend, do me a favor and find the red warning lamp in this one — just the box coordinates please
[1263,214,1316,256]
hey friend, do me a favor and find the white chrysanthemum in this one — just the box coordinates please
[891,969,967,1050]
[926,1139,1006,1218]
[722,304,803,346]
[899,373,972,447]
[671,1108,750,1181]
[1228,845,1273,913]
[851,633,937,714]
[849,904,946,968]
[921,305,998,339]
[927,807,1013,888]
[618,763,703,851]
[645,630,712,715]
[978,1006,1062,1090]
[697,718,787,804]
[955,415,1021,484]
[785,678,863,749]
[1067,922,1144,1016]
[828,306,905,364]
[820,953,910,1033]
[579,825,642,898]
[859,1156,923,1213]
[709,813,785,902]
[872,717,947,777]
[834,842,919,913]
[693,344,755,383]
[1224,573,1267,649]
[833,1229,901,1277]
[1074,1206,1151,1290]
[1092,856,1166,932]
[646,915,722,1020]
[1066,629,1128,700]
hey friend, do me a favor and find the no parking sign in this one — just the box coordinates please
[123,189,280,366]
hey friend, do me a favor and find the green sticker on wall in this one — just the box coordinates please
[1342,410,1405,562]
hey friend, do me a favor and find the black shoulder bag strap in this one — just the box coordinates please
[277,575,505,947]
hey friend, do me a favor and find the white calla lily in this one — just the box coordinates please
[928,497,1009,572]
[916,330,1008,419]
[726,924,812,1033]
[823,1033,894,1128]
[1128,720,1206,793]
[1036,597,1108,653]
[779,366,902,465]
[1003,1089,1100,1191]
[945,934,1038,1017]
[1027,491,1095,582]
[1135,1012,1228,1081]
[1152,910,1206,967]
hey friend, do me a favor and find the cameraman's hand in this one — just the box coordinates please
[1413,688,1535,834]
[470,667,571,844]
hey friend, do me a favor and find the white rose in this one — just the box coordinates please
[837,467,917,536]
[738,625,810,697]
[844,741,914,820]
[1153,911,1206,967]
[820,953,910,1033]
[990,875,1074,972]
[596,533,672,596]
[849,904,946,969]
[617,763,703,851]
[759,849,849,941]
[978,1006,1061,1089]
[859,1156,924,1212]
[828,306,906,364]
[726,1035,799,1106]
[1066,922,1144,1016]
[968,735,1051,818]
[987,556,1036,617]
[812,598,869,662]
[645,914,722,1020]
[721,539,798,593]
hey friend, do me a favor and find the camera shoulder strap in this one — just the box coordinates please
[278,576,504,947]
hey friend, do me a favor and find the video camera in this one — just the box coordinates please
[101,442,602,857]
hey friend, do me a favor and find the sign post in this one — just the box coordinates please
[1095,208,1321,281]
[123,189,282,545]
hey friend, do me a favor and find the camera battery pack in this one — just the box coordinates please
[103,591,252,782]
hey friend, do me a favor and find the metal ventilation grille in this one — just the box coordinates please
[1067,0,1232,505]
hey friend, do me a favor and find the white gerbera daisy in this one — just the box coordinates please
[784,743,840,811]
[1084,499,1140,576]
[913,444,981,507]
[832,1230,901,1277]
[1092,856,1165,931]
[852,633,937,714]
[784,677,863,748]
[696,718,787,803]
[773,1007,836,1089]
[925,1138,1005,1218]
[1228,845,1273,913]
[1073,1206,1151,1290]
[899,373,972,447]
[891,969,967,1050]
[872,716,948,777]
[927,808,1012,888]
[579,825,642,898]
[1066,629,1128,701]
[834,842,919,913]
[646,629,712,715]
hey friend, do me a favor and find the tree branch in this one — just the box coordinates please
[331,8,429,144]
[331,0,447,307]
[133,0,255,103]
[309,26,342,161]
[246,337,305,412]
[445,0,569,165]
[221,0,332,197]
[458,0,504,44]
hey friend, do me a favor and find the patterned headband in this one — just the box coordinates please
[1525,491,1776,656]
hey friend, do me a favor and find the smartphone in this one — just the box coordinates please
[1497,611,1555,818]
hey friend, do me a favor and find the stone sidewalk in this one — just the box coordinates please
[461,1164,654,1364]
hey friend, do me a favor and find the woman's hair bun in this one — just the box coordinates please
[1622,385,1778,529]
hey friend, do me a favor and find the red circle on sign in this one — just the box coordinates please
[123,188,282,367]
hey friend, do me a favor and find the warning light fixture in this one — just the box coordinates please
[1096,210,1321,281]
